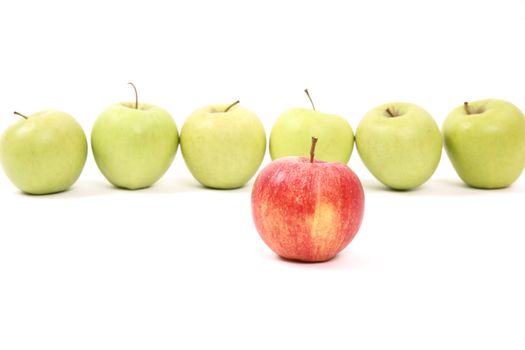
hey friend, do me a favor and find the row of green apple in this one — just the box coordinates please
[1,85,525,195]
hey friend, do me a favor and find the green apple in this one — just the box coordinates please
[443,99,525,189]
[0,110,87,194]
[269,89,354,163]
[180,100,266,189]
[91,83,178,190]
[356,102,442,190]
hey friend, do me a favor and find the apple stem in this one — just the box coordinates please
[128,82,139,109]
[13,111,28,119]
[464,101,470,115]
[304,89,316,111]
[225,100,240,112]
[386,108,395,117]
[310,137,318,163]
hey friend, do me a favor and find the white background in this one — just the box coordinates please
[1,0,524,349]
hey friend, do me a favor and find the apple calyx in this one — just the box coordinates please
[13,111,28,119]
[225,100,240,112]
[304,89,316,111]
[128,82,139,109]
[463,101,485,115]
[463,101,471,115]
[385,108,398,118]
[310,136,318,163]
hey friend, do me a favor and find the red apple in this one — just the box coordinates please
[251,137,365,262]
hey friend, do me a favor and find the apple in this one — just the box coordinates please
[0,110,87,194]
[91,83,179,190]
[443,100,525,188]
[356,102,442,190]
[180,100,266,189]
[269,89,354,163]
[252,137,364,262]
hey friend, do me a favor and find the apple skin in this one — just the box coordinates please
[251,157,364,262]
[356,103,442,190]
[443,99,525,189]
[0,110,87,194]
[270,108,354,163]
[91,102,178,190]
[180,103,266,189]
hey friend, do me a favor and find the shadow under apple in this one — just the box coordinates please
[260,250,376,271]
[361,178,523,197]
[140,177,254,194]
[18,179,112,199]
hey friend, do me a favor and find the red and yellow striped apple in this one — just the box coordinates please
[251,137,364,262]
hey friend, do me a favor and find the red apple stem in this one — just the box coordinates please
[304,89,316,111]
[13,111,28,119]
[310,137,318,163]
[225,100,240,112]
[464,101,470,115]
[128,82,138,109]
[385,108,395,117]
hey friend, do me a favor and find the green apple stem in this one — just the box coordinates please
[225,100,240,112]
[13,111,28,119]
[304,89,316,111]
[310,136,318,163]
[386,108,395,117]
[128,82,139,109]
[464,102,471,115]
